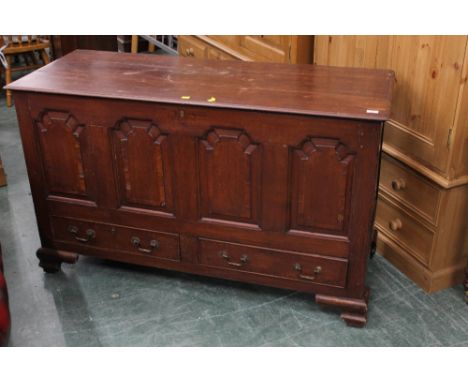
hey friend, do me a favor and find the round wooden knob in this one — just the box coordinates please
[391,178,406,191]
[388,218,403,231]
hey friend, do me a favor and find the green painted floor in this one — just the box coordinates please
[1,95,467,346]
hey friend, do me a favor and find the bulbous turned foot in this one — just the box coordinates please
[36,248,79,273]
[315,288,370,328]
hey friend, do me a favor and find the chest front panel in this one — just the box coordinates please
[27,94,382,261]
[34,110,96,202]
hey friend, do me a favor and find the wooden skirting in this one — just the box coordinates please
[377,231,467,293]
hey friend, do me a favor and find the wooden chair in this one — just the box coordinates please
[0,35,50,107]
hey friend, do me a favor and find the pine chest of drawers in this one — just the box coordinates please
[7,50,394,326]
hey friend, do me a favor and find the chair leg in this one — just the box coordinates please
[40,49,50,65]
[5,56,12,108]
[131,35,139,53]
[23,53,31,66]
[30,51,39,66]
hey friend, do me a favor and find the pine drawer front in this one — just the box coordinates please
[178,36,207,58]
[375,196,434,265]
[50,217,180,261]
[198,238,348,288]
[379,154,441,225]
[240,36,288,62]
[206,46,236,61]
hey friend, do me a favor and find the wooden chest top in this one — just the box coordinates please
[7,49,394,121]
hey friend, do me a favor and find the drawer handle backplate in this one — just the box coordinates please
[67,225,96,243]
[219,250,248,267]
[131,236,159,253]
[294,263,322,281]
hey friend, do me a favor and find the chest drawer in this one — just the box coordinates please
[50,217,180,261]
[198,238,348,288]
[239,35,288,62]
[375,196,434,265]
[379,154,441,224]
[206,46,236,61]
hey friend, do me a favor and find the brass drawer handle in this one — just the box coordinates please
[219,250,248,267]
[131,236,159,253]
[185,47,194,57]
[294,263,322,281]
[391,178,406,191]
[389,218,403,231]
[67,225,96,243]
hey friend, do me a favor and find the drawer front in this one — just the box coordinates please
[240,36,288,62]
[379,154,441,224]
[50,217,180,261]
[375,196,434,265]
[178,36,207,58]
[206,46,236,61]
[198,238,348,288]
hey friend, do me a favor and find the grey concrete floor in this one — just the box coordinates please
[0,94,467,346]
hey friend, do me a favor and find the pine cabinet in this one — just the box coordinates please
[314,36,468,292]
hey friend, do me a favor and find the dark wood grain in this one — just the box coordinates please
[9,52,393,327]
[7,50,394,121]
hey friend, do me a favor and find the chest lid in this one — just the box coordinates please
[6,49,394,121]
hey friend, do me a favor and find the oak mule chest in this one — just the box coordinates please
[7,50,394,327]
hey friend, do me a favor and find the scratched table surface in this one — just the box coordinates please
[6,49,394,121]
